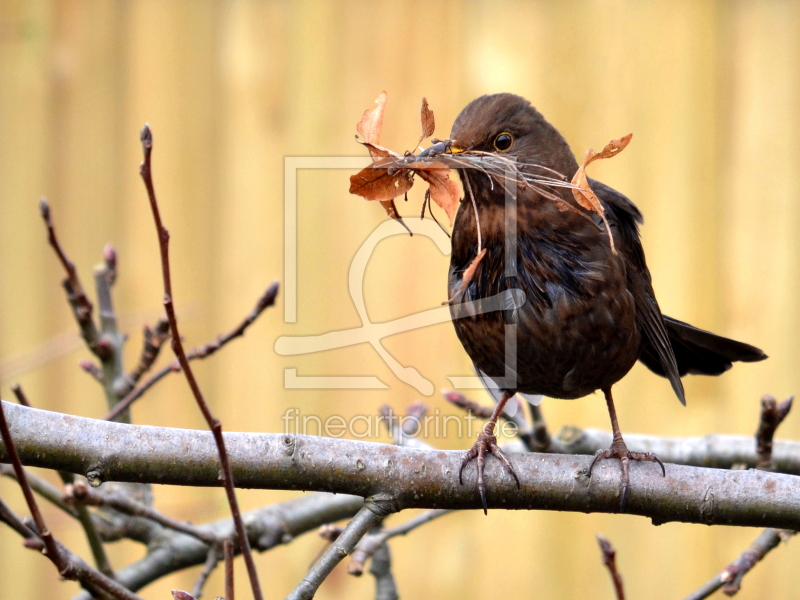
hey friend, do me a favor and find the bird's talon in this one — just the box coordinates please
[460,428,518,512]
[588,442,664,510]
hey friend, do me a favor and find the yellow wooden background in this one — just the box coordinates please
[1,1,799,599]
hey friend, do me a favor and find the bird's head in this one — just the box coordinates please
[447,93,579,178]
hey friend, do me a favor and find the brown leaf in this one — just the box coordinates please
[569,133,632,256]
[420,97,435,140]
[355,139,397,158]
[409,161,460,226]
[460,248,487,293]
[349,159,415,202]
[356,91,387,146]
[380,199,412,234]
[584,133,632,166]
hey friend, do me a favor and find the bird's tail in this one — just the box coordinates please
[638,315,766,381]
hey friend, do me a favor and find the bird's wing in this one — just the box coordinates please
[589,178,686,405]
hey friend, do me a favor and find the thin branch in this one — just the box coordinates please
[0,397,140,599]
[349,509,451,575]
[528,403,552,452]
[139,124,263,600]
[60,472,115,579]
[118,318,171,397]
[442,390,535,449]
[379,403,432,449]
[597,534,625,600]
[287,496,398,600]
[66,479,218,545]
[682,528,794,600]
[0,463,78,518]
[39,197,100,350]
[72,493,364,599]
[367,531,398,600]
[756,394,793,471]
[0,495,41,542]
[684,394,797,599]
[11,383,31,407]
[79,360,104,382]
[103,280,279,423]
[190,546,222,600]
[224,539,235,600]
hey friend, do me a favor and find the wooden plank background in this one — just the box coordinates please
[0,1,798,598]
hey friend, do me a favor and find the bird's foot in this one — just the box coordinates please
[459,427,520,514]
[588,440,665,510]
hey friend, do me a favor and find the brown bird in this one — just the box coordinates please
[424,93,766,511]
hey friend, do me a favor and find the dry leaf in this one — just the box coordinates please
[570,133,632,255]
[420,97,435,140]
[351,93,460,228]
[356,91,387,146]
[355,139,397,158]
[460,248,487,293]
[585,133,632,166]
[349,158,414,202]
[411,161,460,226]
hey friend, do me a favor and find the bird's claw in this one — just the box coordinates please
[459,429,520,515]
[588,441,665,510]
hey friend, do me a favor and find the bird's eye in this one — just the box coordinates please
[493,133,513,152]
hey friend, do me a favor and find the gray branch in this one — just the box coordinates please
[3,402,800,532]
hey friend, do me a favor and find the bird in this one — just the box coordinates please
[424,93,767,512]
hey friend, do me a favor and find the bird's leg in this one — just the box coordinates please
[459,390,520,514]
[589,387,665,509]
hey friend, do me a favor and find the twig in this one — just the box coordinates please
[224,539,235,600]
[11,383,30,407]
[367,531,399,600]
[79,359,104,382]
[72,493,365,598]
[59,471,115,578]
[756,394,793,471]
[442,390,534,448]
[684,394,797,599]
[66,479,218,545]
[682,528,794,600]
[139,124,263,600]
[379,403,432,449]
[287,496,398,600]
[0,495,41,542]
[11,383,113,574]
[92,243,130,418]
[117,318,171,397]
[597,534,625,600]
[190,545,222,599]
[349,509,451,575]
[39,197,100,350]
[103,280,279,423]
[529,403,552,452]
[0,463,78,517]
[0,396,140,599]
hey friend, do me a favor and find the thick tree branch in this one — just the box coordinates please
[3,402,800,530]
